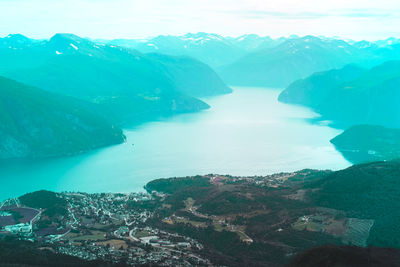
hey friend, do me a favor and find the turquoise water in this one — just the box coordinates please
[0,87,350,200]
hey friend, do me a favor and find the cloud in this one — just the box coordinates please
[0,0,399,40]
[225,8,397,20]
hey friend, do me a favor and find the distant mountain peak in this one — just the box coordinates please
[6,34,30,41]
[235,34,270,42]
[48,33,97,55]
[299,35,323,43]
[353,40,377,49]
[181,32,225,43]
[0,34,34,49]
[49,33,86,46]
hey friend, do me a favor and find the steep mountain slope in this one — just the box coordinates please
[0,76,125,159]
[278,64,366,107]
[330,125,400,164]
[315,61,400,127]
[0,34,230,125]
[279,60,400,128]
[147,53,232,97]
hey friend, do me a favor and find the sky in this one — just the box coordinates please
[0,0,399,40]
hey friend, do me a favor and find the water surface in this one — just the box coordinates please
[0,87,350,200]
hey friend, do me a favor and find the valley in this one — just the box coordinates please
[0,88,349,200]
[1,29,400,267]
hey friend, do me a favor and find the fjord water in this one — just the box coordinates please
[0,87,350,200]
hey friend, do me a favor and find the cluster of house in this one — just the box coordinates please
[0,206,41,236]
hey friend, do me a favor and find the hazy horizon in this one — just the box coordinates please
[1,0,399,41]
[1,32,399,43]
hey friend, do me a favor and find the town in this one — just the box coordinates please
[0,191,210,266]
[0,171,333,266]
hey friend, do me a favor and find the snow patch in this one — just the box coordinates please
[70,43,78,50]
[147,43,159,49]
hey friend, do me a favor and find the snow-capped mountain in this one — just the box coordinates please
[106,32,287,68]
[219,35,400,87]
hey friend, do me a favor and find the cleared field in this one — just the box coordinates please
[292,214,344,234]
[96,239,128,249]
[174,217,207,228]
[134,230,152,238]
[66,230,106,241]
[0,207,39,226]
[184,198,195,210]
[0,215,15,227]
[92,223,112,230]
[342,218,374,247]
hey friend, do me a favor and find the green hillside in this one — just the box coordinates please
[307,161,400,248]
[0,76,125,159]
[145,161,400,264]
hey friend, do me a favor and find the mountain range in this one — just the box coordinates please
[104,33,400,88]
[2,32,400,159]
[0,33,231,126]
[220,36,400,87]
[103,32,288,68]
